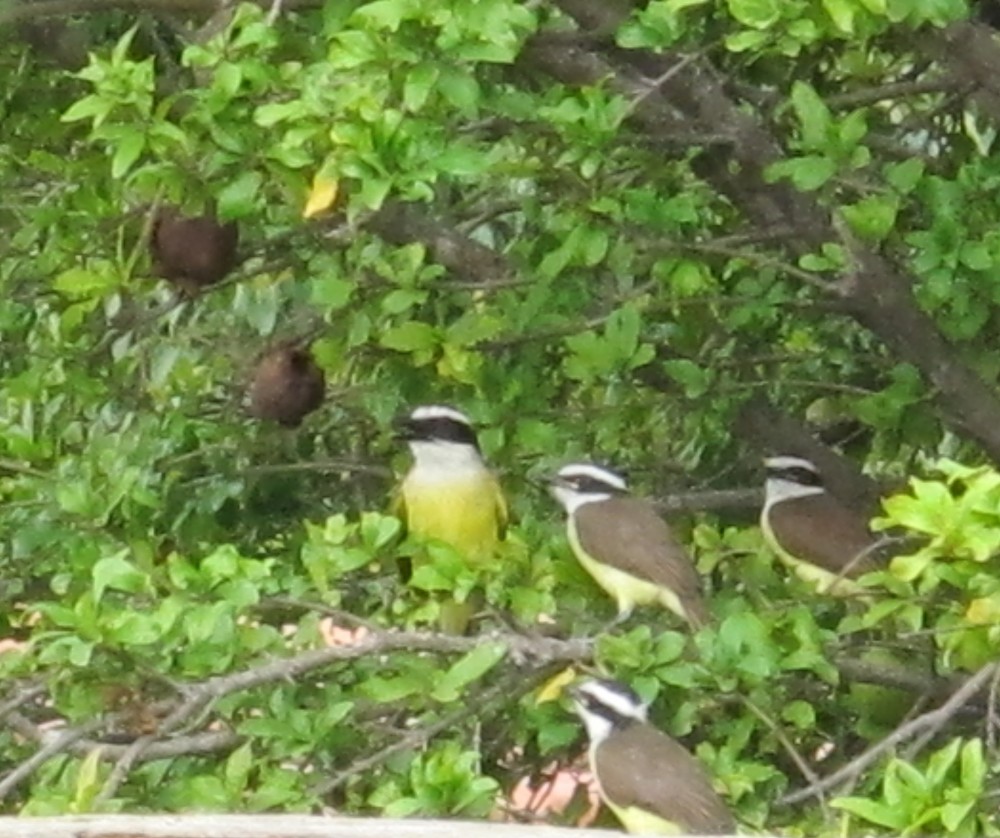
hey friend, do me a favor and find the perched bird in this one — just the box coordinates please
[394,405,507,633]
[548,463,709,629]
[247,343,325,427]
[569,677,735,836]
[150,207,239,296]
[395,405,507,562]
[761,455,880,596]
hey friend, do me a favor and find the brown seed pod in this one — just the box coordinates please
[248,343,325,427]
[150,207,239,295]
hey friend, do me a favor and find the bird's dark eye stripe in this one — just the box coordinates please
[580,693,631,724]
[569,476,626,494]
[768,466,823,487]
[407,417,479,448]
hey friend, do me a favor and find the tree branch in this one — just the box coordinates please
[780,662,999,805]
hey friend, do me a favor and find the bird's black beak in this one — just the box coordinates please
[392,414,416,442]
[546,474,574,497]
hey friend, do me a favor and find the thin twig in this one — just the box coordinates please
[257,597,380,631]
[620,46,716,121]
[824,77,961,109]
[0,683,46,724]
[988,665,1000,754]
[313,668,549,795]
[95,733,161,804]
[680,241,836,295]
[0,718,105,802]
[780,662,999,805]
[740,697,830,820]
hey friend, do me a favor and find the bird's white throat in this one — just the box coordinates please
[763,476,825,510]
[552,487,612,515]
[407,439,486,479]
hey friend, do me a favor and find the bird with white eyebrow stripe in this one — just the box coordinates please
[548,463,709,630]
[569,677,735,835]
[393,405,507,632]
[761,455,881,596]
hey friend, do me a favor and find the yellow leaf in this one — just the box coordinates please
[71,745,105,812]
[303,173,339,219]
[965,596,1000,625]
[536,667,577,704]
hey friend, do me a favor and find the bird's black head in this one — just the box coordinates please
[764,455,824,489]
[394,405,480,450]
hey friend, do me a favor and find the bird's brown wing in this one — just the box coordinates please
[595,724,735,835]
[574,497,709,624]
[767,494,880,577]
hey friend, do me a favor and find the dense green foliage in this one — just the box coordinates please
[3,0,1000,833]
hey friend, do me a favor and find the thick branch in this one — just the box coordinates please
[929,20,1000,123]
[734,394,881,516]
[528,8,1000,465]
[366,202,513,288]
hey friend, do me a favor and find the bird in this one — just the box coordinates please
[548,463,709,629]
[569,677,735,836]
[247,343,325,427]
[761,455,881,596]
[150,207,239,296]
[394,405,507,632]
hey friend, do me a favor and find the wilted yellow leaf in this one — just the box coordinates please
[536,667,577,703]
[303,173,339,219]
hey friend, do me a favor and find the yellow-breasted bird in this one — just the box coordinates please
[549,463,709,630]
[569,677,735,836]
[394,405,507,631]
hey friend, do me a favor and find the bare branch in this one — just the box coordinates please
[824,77,962,109]
[780,662,999,805]
[740,697,830,820]
[313,667,551,796]
[0,717,105,802]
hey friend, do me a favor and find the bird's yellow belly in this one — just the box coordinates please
[567,519,685,619]
[606,800,685,836]
[760,512,865,597]
[403,475,499,562]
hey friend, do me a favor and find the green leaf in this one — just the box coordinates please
[217,171,262,216]
[940,800,975,833]
[380,322,439,352]
[111,129,145,178]
[61,95,110,125]
[766,155,836,191]
[725,29,769,52]
[842,195,899,242]
[437,68,480,112]
[790,82,831,149]
[431,642,507,702]
[311,276,355,310]
[822,0,856,32]
[832,796,908,829]
[404,64,440,112]
[662,359,711,398]
[224,742,254,795]
[359,511,402,550]
[92,553,150,603]
[960,738,986,790]
[727,0,781,28]
[52,267,118,299]
[362,674,425,702]
[71,745,106,812]
[352,0,415,30]
[605,306,641,360]
[781,700,816,729]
